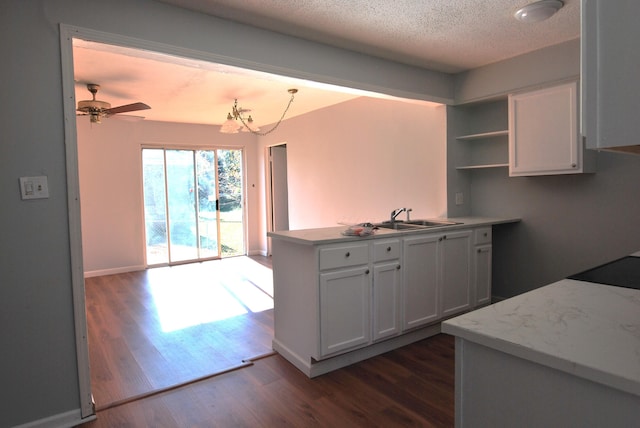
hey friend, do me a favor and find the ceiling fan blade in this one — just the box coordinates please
[105,102,151,115]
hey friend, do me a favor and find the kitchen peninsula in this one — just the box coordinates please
[268,216,519,377]
[442,252,640,427]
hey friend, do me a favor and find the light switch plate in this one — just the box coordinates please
[19,176,49,200]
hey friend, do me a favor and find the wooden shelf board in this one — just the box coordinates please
[456,163,509,170]
[456,130,509,141]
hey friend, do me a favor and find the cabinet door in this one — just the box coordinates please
[441,230,472,318]
[402,234,440,330]
[582,0,640,152]
[474,245,492,307]
[319,266,371,357]
[509,81,580,176]
[372,260,401,341]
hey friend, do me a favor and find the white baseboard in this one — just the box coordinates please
[247,249,268,256]
[84,264,146,278]
[273,323,442,378]
[13,408,95,428]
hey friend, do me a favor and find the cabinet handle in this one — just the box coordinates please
[345,252,350,258]
[396,265,401,270]
[365,269,370,274]
[387,246,391,252]
[572,163,577,168]
[443,235,447,240]
[483,232,488,237]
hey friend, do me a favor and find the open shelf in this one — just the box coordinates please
[456,130,509,141]
[456,163,509,170]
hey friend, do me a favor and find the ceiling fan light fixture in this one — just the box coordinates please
[220,112,241,134]
[76,83,150,123]
[241,116,260,132]
[220,89,297,137]
[514,0,564,23]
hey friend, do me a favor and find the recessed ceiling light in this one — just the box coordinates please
[514,0,564,23]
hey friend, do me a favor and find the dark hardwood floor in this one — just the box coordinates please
[79,334,454,427]
[81,255,455,427]
[84,256,275,410]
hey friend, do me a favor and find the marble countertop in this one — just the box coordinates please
[442,274,640,397]
[267,216,520,245]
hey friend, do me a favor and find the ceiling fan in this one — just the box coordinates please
[77,83,150,123]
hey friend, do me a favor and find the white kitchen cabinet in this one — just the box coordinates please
[509,81,595,176]
[582,0,640,154]
[319,265,371,356]
[440,230,472,318]
[269,221,505,377]
[403,230,472,329]
[318,243,370,357]
[473,228,492,307]
[372,260,401,341]
[372,239,401,341]
[402,234,440,330]
[474,245,492,307]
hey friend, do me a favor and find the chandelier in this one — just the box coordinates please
[220,88,298,136]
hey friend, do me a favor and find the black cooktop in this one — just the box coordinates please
[568,256,640,290]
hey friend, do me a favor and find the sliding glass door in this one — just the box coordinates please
[142,148,244,266]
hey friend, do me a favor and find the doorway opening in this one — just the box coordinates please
[266,144,289,256]
[142,147,245,266]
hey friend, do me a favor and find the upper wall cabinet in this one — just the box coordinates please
[582,0,640,154]
[509,81,595,176]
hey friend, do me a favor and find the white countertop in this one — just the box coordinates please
[267,216,520,245]
[442,276,640,397]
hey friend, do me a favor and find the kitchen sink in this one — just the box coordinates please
[374,219,463,230]
[375,222,425,230]
[405,219,462,227]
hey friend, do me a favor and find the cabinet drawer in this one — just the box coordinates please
[474,227,492,245]
[319,244,369,270]
[373,239,400,262]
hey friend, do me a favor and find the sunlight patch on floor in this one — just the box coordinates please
[147,257,274,333]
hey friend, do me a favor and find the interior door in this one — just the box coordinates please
[270,145,289,231]
[267,144,289,256]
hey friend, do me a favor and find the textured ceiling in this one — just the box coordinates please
[74,1,580,126]
[157,0,580,73]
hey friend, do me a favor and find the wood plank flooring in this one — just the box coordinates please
[84,256,275,410]
[79,334,455,427]
[81,255,455,427]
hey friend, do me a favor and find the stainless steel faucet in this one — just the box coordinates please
[390,208,407,223]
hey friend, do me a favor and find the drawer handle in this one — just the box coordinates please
[387,246,391,252]
[345,252,350,258]
[396,265,401,270]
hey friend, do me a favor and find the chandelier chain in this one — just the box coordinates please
[235,91,296,136]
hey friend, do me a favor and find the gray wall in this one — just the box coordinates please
[453,39,640,298]
[4,1,640,426]
[0,0,451,426]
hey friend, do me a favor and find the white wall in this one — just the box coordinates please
[77,119,258,274]
[260,97,447,232]
[78,97,447,274]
